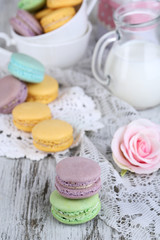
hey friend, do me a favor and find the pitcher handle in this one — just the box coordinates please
[92,31,117,86]
[87,0,97,16]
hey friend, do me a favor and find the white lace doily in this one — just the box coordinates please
[1,26,160,239]
[0,85,103,160]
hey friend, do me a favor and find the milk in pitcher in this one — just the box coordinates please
[105,40,160,109]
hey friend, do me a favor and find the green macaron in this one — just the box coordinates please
[18,0,46,12]
[50,190,101,225]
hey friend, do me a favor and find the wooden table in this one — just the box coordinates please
[0,1,114,239]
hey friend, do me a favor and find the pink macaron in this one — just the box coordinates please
[0,75,28,114]
[55,157,101,199]
[10,9,43,37]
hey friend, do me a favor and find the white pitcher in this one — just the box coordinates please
[92,1,160,109]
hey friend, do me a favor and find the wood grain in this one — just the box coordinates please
[0,156,112,240]
[0,1,113,239]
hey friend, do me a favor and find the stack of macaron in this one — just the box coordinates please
[0,52,74,153]
[10,0,83,36]
[50,156,101,224]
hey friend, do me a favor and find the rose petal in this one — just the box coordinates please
[111,126,133,168]
[112,154,132,171]
[129,119,158,128]
[121,142,159,168]
[123,125,145,149]
[121,143,144,166]
[130,134,160,163]
[111,118,160,174]
[127,163,160,174]
[130,134,151,157]
[130,134,152,161]
[124,119,160,149]
[140,128,160,142]
[114,153,160,174]
[144,138,160,159]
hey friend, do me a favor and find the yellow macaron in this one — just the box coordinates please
[12,102,52,132]
[47,0,83,9]
[32,119,74,152]
[35,8,53,20]
[26,75,59,104]
[40,7,76,33]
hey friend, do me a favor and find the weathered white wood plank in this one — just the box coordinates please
[0,1,114,239]
[0,157,112,240]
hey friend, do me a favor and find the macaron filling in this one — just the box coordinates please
[13,118,49,127]
[33,136,73,148]
[51,200,101,224]
[56,175,100,188]
[55,178,101,198]
[43,16,72,30]
[27,92,58,102]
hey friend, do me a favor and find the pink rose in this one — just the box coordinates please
[111,119,160,174]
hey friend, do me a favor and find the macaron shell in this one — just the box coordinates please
[12,102,52,121]
[17,9,43,35]
[56,157,101,183]
[18,0,46,12]
[50,190,100,212]
[8,53,45,83]
[51,201,101,225]
[2,84,28,114]
[55,177,101,199]
[32,119,73,143]
[32,119,73,152]
[47,0,83,8]
[12,102,52,132]
[35,8,53,20]
[10,17,36,36]
[33,136,73,152]
[0,76,24,108]
[26,75,59,104]
[50,191,101,224]
[40,7,76,33]
[0,76,27,114]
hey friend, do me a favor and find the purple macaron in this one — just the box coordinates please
[55,157,101,199]
[10,9,43,36]
[0,75,28,114]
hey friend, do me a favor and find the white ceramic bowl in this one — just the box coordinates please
[9,0,96,44]
[0,22,92,68]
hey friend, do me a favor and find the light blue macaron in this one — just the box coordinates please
[8,53,45,83]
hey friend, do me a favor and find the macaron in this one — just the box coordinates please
[32,119,73,152]
[8,53,45,83]
[47,0,83,9]
[26,75,59,104]
[50,190,101,225]
[12,102,52,132]
[0,75,27,114]
[55,157,101,199]
[10,9,43,37]
[35,8,53,20]
[40,7,76,33]
[18,0,46,12]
